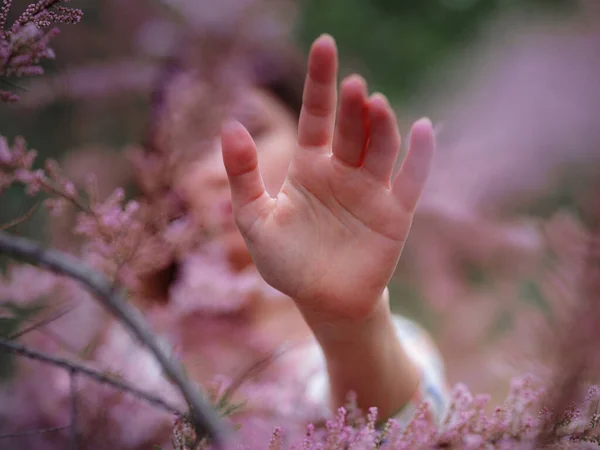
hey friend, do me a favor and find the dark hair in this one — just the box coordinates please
[245,43,305,118]
[145,36,306,157]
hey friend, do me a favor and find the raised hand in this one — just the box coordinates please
[220,34,435,326]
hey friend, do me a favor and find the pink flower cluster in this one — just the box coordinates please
[0,135,42,193]
[0,135,81,200]
[0,0,83,102]
[164,375,600,449]
[1,135,147,285]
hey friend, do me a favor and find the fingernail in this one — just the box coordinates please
[222,119,243,134]
[370,92,388,105]
[415,117,432,128]
[317,33,335,45]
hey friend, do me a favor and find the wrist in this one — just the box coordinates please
[300,287,421,418]
[299,287,392,348]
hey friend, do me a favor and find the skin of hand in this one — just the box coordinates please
[220,34,435,417]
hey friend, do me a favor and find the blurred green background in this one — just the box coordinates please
[0,0,575,237]
[296,0,571,102]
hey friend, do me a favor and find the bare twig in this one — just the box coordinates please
[0,425,70,440]
[8,304,75,340]
[219,339,306,409]
[0,201,40,231]
[69,370,79,450]
[0,231,229,447]
[9,304,83,355]
[0,337,182,415]
[0,77,29,92]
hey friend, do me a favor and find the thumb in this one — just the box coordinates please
[221,120,270,231]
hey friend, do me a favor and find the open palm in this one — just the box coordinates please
[221,35,435,323]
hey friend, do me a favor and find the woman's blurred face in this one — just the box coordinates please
[177,86,298,269]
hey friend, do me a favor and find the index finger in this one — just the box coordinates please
[297,34,338,151]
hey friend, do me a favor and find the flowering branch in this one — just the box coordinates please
[0,231,230,447]
[0,0,83,102]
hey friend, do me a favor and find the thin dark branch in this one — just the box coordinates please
[0,200,40,231]
[69,370,78,450]
[0,425,70,440]
[220,339,305,408]
[0,337,183,415]
[36,326,81,355]
[0,77,29,92]
[0,231,229,447]
[9,304,83,355]
[9,304,75,340]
